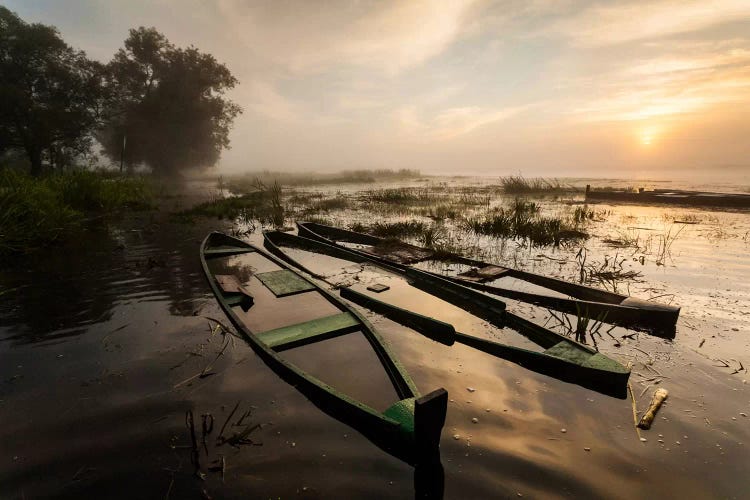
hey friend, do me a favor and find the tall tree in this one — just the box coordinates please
[100,27,241,175]
[0,7,104,175]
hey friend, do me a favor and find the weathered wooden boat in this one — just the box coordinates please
[296,221,679,337]
[263,230,631,399]
[585,185,750,209]
[200,232,448,466]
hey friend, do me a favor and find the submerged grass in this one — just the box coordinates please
[0,169,154,255]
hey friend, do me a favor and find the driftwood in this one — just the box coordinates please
[637,388,669,429]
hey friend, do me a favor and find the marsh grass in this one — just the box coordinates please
[182,178,285,227]
[301,197,349,214]
[463,198,587,247]
[367,220,428,238]
[498,175,580,195]
[655,224,684,266]
[0,169,154,255]
[575,248,642,293]
[363,187,442,205]
[573,204,608,225]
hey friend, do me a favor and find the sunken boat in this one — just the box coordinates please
[201,232,448,466]
[295,221,679,337]
[263,229,631,399]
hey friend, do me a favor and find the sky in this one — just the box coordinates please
[6,0,750,178]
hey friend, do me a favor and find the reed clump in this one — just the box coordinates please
[463,199,587,247]
[183,179,285,227]
[499,175,580,195]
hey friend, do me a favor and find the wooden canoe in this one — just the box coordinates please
[263,230,631,399]
[200,232,448,466]
[296,221,679,337]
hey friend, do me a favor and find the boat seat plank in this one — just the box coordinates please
[543,340,592,366]
[215,274,247,294]
[582,352,630,374]
[258,312,360,350]
[256,269,316,297]
[204,246,254,257]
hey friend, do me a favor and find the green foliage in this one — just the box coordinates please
[0,169,153,255]
[0,7,105,175]
[99,27,241,174]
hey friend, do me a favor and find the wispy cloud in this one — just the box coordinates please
[551,0,750,47]
[569,39,750,121]
[216,0,479,75]
[396,104,532,140]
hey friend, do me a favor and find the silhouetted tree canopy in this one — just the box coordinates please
[0,7,105,175]
[100,27,241,175]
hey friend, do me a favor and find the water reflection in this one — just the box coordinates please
[0,222,211,345]
[2,204,750,498]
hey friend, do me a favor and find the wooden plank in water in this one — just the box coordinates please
[457,265,511,283]
[258,312,360,350]
[256,269,316,297]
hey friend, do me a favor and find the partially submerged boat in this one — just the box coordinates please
[200,232,448,466]
[296,221,679,337]
[263,230,631,399]
[585,185,750,209]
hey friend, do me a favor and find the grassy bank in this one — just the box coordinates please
[0,169,154,255]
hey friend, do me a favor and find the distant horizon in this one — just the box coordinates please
[214,163,750,182]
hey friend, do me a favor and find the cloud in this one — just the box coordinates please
[242,80,301,122]
[551,0,750,47]
[569,39,750,121]
[216,0,480,75]
[396,103,531,140]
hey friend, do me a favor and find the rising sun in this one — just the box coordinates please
[638,126,660,147]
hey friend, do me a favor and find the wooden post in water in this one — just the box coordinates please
[120,134,127,173]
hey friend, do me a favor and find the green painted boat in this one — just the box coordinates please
[263,230,631,399]
[200,232,448,466]
[296,221,679,337]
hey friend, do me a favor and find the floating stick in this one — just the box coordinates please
[637,388,669,430]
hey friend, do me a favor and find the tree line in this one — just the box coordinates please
[0,6,241,176]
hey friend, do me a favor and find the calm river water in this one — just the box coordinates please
[1,178,749,499]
